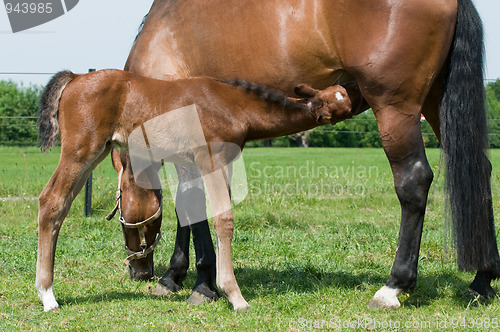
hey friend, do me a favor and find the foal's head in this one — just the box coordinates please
[295,84,353,124]
[109,148,162,281]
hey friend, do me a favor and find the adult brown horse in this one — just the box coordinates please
[124,0,500,310]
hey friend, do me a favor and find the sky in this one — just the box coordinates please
[1,0,499,87]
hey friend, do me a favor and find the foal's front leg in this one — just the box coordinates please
[203,167,249,311]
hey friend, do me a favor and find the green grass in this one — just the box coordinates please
[0,146,499,331]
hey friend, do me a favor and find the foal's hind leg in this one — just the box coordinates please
[36,148,110,311]
[201,163,248,311]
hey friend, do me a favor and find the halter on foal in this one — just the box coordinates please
[35,68,355,311]
[106,148,162,279]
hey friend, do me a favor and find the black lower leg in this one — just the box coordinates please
[469,270,498,299]
[158,217,190,291]
[191,220,218,300]
[385,154,433,292]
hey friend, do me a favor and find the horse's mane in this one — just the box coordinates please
[221,79,309,111]
[134,14,148,42]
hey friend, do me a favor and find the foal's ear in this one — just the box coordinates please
[294,84,320,98]
[111,147,123,173]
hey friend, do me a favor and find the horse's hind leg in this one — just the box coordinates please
[369,104,434,309]
[36,148,110,311]
[367,104,433,309]
[422,82,499,299]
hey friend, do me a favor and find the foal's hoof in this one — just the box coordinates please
[233,301,250,312]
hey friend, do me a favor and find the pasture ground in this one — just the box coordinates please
[0,146,499,331]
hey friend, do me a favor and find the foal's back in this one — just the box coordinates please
[60,69,274,147]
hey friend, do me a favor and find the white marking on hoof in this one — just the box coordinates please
[335,92,344,101]
[37,286,59,312]
[368,286,402,310]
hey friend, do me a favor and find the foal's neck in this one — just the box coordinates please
[243,96,320,141]
[221,79,320,141]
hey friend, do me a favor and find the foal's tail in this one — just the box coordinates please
[38,71,76,153]
[440,0,500,273]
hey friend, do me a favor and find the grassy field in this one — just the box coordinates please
[0,146,499,331]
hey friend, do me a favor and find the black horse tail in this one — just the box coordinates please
[37,71,76,153]
[440,0,500,273]
[223,78,307,111]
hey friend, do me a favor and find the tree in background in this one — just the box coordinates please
[486,80,500,148]
[0,81,41,146]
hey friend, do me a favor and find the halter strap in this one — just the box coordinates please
[106,167,162,265]
[118,205,162,229]
[105,167,123,221]
[123,231,162,265]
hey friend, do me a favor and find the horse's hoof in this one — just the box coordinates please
[367,286,401,310]
[151,284,174,297]
[233,301,250,312]
[187,291,215,305]
[191,283,219,303]
[38,286,59,312]
[44,305,59,312]
[469,273,498,299]
[468,287,497,301]
[367,297,400,310]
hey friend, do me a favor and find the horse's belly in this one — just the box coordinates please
[127,0,349,94]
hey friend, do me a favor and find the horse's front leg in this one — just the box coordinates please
[203,167,249,311]
[368,106,434,309]
[154,218,190,295]
[154,164,217,303]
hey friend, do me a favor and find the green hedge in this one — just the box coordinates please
[1,79,500,147]
[0,81,41,146]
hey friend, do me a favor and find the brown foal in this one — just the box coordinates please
[36,69,354,311]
